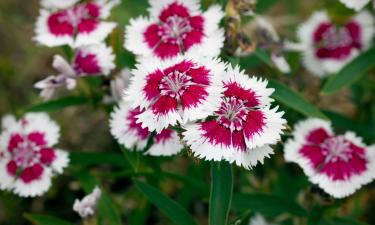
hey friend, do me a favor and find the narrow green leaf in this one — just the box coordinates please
[254,48,273,67]
[25,96,90,112]
[70,151,127,167]
[269,80,328,119]
[231,193,308,217]
[209,161,233,225]
[24,214,73,225]
[134,180,198,225]
[322,48,375,94]
[74,171,122,225]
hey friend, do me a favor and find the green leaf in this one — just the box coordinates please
[254,48,273,67]
[269,80,328,119]
[322,48,375,94]
[134,180,199,225]
[74,171,122,225]
[231,193,308,217]
[209,161,233,225]
[24,214,73,225]
[70,151,127,167]
[25,96,90,112]
[256,0,278,13]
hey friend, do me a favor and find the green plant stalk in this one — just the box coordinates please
[209,161,233,225]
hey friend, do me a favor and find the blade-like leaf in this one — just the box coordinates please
[269,80,328,119]
[74,171,122,225]
[231,193,308,217]
[24,214,73,225]
[25,96,90,112]
[70,151,127,167]
[322,48,375,94]
[209,161,233,225]
[134,180,199,225]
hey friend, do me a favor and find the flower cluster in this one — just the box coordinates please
[34,0,118,99]
[284,118,375,198]
[108,0,287,169]
[0,113,69,197]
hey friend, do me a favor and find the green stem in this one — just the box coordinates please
[209,161,233,225]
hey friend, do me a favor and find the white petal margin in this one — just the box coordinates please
[0,160,16,191]
[126,54,226,133]
[284,118,333,178]
[34,9,74,47]
[339,0,370,11]
[51,149,69,174]
[148,0,201,19]
[297,11,330,77]
[23,113,61,147]
[245,106,286,149]
[188,4,225,58]
[124,16,154,58]
[183,123,235,162]
[95,0,121,19]
[41,0,79,9]
[109,104,148,150]
[76,44,116,76]
[146,131,183,156]
[309,132,375,198]
[13,168,53,197]
[74,22,117,48]
[0,115,22,151]
[225,65,275,107]
[352,11,375,50]
[229,145,274,170]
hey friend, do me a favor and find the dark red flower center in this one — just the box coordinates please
[300,128,368,181]
[313,22,362,60]
[217,97,250,132]
[73,50,101,75]
[5,132,56,183]
[159,70,193,99]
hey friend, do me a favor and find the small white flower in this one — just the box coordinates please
[249,214,279,225]
[73,186,102,218]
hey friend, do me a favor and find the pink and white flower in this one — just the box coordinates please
[292,11,374,77]
[35,44,115,99]
[338,0,370,11]
[125,55,226,133]
[124,0,224,59]
[110,103,183,156]
[284,118,375,198]
[0,113,69,197]
[183,66,285,169]
[35,0,120,48]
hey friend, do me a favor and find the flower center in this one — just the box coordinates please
[159,15,192,45]
[320,136,352,163]
[12,140,41,169]
[217,97,250,131]
[159,70,192,99]
[320,26,353,50]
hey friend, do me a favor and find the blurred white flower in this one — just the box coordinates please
[249,214,278,225]
[73,186,102,218]
[338,0,370,11]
